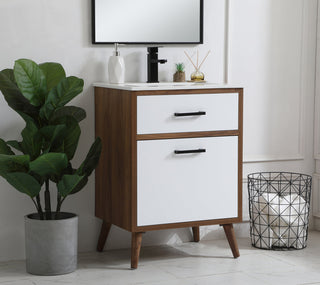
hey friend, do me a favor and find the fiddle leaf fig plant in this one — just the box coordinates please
[0,59,102,220]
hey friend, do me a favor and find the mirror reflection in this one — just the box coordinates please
[93,0,203,44]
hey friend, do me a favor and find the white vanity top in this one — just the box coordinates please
[93,82,241,91]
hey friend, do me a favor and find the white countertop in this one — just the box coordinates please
[93,82,242,91]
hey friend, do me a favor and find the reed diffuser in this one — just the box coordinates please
[184,50,211,81]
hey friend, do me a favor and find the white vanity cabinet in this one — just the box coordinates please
[94,83,243,269]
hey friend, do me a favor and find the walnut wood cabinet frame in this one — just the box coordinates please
[94,87,243,268]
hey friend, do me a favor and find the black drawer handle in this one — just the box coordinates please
[174,148,206,154]
[174,111,206,117]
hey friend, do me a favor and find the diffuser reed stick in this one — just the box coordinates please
[184,51,198,70]
[197,50,199,69]
[198,50,211,71]
[184,50,211,71]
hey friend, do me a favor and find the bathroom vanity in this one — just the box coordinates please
[94,82,243,268]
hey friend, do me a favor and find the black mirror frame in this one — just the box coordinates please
[91,0,203,45]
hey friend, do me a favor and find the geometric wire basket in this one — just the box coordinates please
[247,172,312,250]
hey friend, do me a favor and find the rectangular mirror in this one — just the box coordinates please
[92,0,203,44]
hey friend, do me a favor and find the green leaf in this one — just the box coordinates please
[70,175,88,195]
[49,162,74,183]
[0,138,15,155]
[13,59,47,106]
[50,117,80,160]
[40,76,84,120]
[63,119,80,160]
[7,140,23,153]
[39,102,54,121]
[0,69,39,119]
[47,76,84,106]
[21,118,42,160]
[16,111,40,128]
[0,154,30,174]
[77,137,102,176]
[39,62,66,93]
[39,124,66,153]
[1,68,16,83]
[50,106,86,123]
[28,170,45,186]
[57,174,85,197]
[3,172,41,198]
[29,153,68,177]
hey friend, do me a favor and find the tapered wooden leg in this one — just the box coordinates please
[222,224,240,258]
[192,226,200,242]
[97,220,112,252]
[131,232,143,269]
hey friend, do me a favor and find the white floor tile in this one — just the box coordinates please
[136,272,270,285]
[0,231,320,285]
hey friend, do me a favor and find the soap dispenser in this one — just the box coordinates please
[108,43,125,84]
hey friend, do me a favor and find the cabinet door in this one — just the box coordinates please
[137,136,238,226]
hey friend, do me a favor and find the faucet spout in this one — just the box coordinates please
[158,59,167,64]
[150,59,167,64]
[147,47,167,83]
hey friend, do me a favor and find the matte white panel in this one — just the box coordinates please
[137,93,238,134]
[229,0,303,159]
[315,1,320,160]
[137,136,238,226]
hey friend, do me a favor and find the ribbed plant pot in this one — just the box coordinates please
[25,212,78,276]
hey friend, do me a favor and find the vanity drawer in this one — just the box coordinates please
[137,136,238,226]
[137,93,238,134]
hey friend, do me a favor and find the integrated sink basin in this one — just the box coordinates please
[123,82,201,87]
[92,82,233,91]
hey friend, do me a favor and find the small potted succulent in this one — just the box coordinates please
[173,63,186,82]
[0,59,101,275]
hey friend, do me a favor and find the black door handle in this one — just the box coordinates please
[174,148,206,154]
[174,111,206,117]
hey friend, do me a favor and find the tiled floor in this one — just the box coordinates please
[1,231,320,285]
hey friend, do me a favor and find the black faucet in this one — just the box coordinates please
[147,47,167,83]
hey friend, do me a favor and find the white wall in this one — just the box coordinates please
[0,0,317,262]
[229,0,317,222]
[313,1,320,230]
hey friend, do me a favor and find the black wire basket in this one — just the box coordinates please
[247,172,312,250]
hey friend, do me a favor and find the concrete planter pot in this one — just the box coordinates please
[25,212,78,275]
